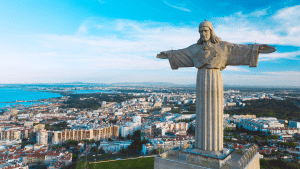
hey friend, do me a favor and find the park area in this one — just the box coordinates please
[77,157,155,169]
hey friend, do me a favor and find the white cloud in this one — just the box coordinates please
[213,5,300,46]
[273,5,300,24]
[273,5,300,37]
[223,66,250,72]
[259,51,300,61]
[77,24,88,34]
[212,6,300,61]
[37,19,198,71]
[2,5,300,84]
[248,8,269,17]
[163,0,191,12]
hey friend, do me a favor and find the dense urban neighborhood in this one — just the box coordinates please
[0,84,300,169]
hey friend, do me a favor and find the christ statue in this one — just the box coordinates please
[157,21,276,152]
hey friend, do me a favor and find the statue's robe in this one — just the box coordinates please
[165,41,260,151]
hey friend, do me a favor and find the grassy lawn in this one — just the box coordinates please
[77,157,154,169]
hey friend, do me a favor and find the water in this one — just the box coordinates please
[0,88,61,108]
[0,101,46,109]
[0,87,115,108]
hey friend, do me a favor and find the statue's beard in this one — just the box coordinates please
[201,36,210,42]
[203,37,210,42]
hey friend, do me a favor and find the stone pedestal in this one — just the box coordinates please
[154,146,260,169]
[154,148,232,169]
[183,148,232,168]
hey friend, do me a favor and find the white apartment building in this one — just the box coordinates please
[36,130,48,145]
[148,137,190,152]
[173,114,196,122]
[120,115,141,137]
[161,107,171,113]
[34,113,67,118]
[99,141,132,153]
[45,151,61,165]
[52,126,119,144]
[101,101,106,108]
[289,121,300,128]
[231,114,256,119]
[236,117,284,132]
[269,128,300,135]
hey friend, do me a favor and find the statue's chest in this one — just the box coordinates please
[192,46,219,69]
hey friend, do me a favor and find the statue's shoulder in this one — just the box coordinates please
[182,43,200,50]
[189,43,200,48]
[215,41,235,50]
[218,41,233,46]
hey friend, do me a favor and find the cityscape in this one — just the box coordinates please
[0,84,300,168]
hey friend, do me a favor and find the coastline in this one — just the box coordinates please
[0,86,115,109]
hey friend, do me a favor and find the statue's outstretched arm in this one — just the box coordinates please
[156,46,194,69]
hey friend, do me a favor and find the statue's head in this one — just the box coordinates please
[198,20,221,44]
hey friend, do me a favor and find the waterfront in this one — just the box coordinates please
[0,87,115,108]
[0,87,61,108]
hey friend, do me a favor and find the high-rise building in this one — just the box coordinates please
[101,101,106,108]
[52,126,119,144]
[37,130,48,145]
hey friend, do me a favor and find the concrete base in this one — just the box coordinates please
[154,149,260,169]
[186,148,232,159]
[154,149,232,169]
[189,149,223,157]
[154,157,214,169]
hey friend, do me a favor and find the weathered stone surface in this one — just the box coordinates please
[195,68,223,151]
[245,153,260,169]
[154,150,232,169]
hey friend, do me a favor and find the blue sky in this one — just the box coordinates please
[0,0,300,86]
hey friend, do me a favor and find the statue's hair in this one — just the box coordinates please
[197,21,221,44]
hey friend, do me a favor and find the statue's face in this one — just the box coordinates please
[199,27,211,42]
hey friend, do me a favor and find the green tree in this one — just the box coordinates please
[128,130,149,152]
[72,154,78,162]
[132,130,141,140]
[271,151,280,156]
[19,143,26,149]
[232,133,238,138]
[99,147,105,154]
[260,159,269,169]
[127,134,132,140]
[290,142,297,147]
[90,146,98,154]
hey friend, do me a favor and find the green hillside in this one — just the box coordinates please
[225,99,300,120]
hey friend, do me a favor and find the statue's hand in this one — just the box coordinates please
[156,52,168,59]
[258,44,276,54]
